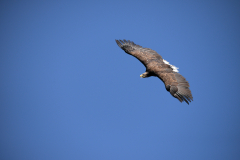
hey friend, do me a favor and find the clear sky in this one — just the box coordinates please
[1,0,240,160]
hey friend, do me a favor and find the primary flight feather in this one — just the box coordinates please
[116,39,193,104]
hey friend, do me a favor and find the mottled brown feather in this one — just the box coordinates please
[116,39,163,67]
[116,39,193,104]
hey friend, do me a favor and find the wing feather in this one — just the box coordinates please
[174,73,193,104]
[116,39,163,67]
[155,71,193,104]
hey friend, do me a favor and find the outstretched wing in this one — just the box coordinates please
[115,39,163,67]
[155,70,193,104]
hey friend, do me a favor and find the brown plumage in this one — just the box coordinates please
[116,39,193,104]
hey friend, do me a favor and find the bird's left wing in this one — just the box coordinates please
[116,39,163,67]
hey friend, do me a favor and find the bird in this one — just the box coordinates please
[115,39,193,104]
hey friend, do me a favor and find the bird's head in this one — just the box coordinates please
[140,72,148,78]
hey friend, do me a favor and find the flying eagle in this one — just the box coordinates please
[116,39,193,104]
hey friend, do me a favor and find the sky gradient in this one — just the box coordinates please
[1,0,240,160]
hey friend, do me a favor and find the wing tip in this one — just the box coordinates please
[115,39,137,52]
[115,39,134,44]
[115,39,123,48]
[175,91,193,105]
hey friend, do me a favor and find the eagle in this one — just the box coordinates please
[116,39,193,104]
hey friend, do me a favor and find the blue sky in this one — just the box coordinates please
[1,0,240,159]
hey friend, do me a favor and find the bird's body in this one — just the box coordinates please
[116,39,193,104]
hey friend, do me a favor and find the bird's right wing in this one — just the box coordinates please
[155,70,193,104]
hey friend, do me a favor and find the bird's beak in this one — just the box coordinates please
[140,74,143,78]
